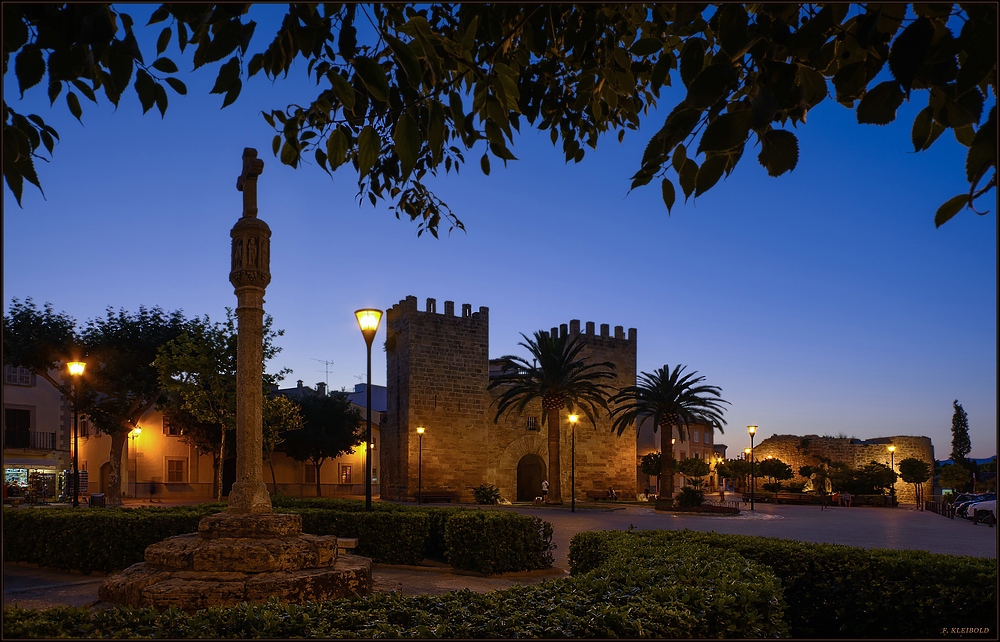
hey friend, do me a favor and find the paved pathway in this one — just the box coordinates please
[4,498,993,610]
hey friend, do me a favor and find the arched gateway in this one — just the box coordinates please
[516,454,546,502]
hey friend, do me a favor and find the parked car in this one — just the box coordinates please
[957,493,996,519]
[970,499,996,524]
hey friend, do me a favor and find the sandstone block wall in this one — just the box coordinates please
[752,434,935,503]
[383,296,489,502]
[383,297,637,503]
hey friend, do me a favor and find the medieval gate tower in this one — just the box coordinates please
[382,295,637,503]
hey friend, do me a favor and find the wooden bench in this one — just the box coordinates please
[775,493,816,505]
[419,490,460,503]
[585,490,618,501]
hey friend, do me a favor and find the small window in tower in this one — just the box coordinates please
[526,417,538,431]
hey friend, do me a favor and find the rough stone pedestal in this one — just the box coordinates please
[99,513,371,611]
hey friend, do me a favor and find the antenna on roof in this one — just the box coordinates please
[312,358,334,387]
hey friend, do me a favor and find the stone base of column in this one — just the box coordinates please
[98,512,372,611]
[226,480,273,514]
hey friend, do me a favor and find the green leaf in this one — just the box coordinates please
[151,57,178,74]
[661,178,675,214]
[952,125,974,147]
[165,77,187,95]
[221,79,241,109]
[156,27,171,55]
[796,65,828,109]
[326,128,348,169]
[394,113,419,178]
[357,125,379,176]
[695,155,727,197]
[697,110,752,154]
[211,57,241,94]
[757,129,799,177]
[385,34,422,90]
[66,91,82,122]
[966,108,996,186]
[15,46,45,97]
[328,71,356,112]
[107,40,133,102]
[856,81,905,125]
[480,153,490,176]
[134,69,156,114]
[888,16,933,93]
[679,158,698,200]
[680,38,706,88]
[630,37,662,56]
[934,194,968,227]
[153,82,168,117]
[686,64,734,109]
[354,56,390,103]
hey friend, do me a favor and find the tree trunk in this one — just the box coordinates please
[314,460,323,497]
[214,428,225,501]
[268,456,278,495]
[546,405,562,503]
[106,431,127,507]
[653,422,676,511]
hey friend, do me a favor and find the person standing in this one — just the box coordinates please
[541,479,549,502]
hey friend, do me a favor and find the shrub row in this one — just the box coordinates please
[570,529,997,638]
[3,502,552,575]
[3,536,786,638]
[443,511,554,575]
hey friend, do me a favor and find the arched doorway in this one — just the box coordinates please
[99,462,111,493]
[516,454,546,502]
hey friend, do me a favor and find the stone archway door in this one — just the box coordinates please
[516,454,546,502]
[100,462,111,493]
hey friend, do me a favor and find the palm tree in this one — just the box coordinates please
[488,330,617,503]
[610,364,729,506]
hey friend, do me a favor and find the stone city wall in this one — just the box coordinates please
[752,434,934,503]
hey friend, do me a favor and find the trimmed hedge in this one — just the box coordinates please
[3,502,551,574]
[444,511,554,575]
[2,536,786,638]
[570,529,997,639]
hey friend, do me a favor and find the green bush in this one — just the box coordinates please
[674,485,704,508]
[444,511,554,575]
[2,535,786,638]
[289,509,429,565]
[571,529,997,638]
[472,483,502,505]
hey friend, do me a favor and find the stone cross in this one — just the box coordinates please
[228,148,273,514]
[236,148,265,218]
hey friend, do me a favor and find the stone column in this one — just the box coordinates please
[227,148,272,514]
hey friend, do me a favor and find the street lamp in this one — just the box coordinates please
[355,308,382,511]
[416,426,424,504]
[747,425,757,512]
[568,414,578,513]
[67,361,86,508]
[129,427,142,499]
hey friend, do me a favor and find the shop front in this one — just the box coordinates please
[3,456,66,504]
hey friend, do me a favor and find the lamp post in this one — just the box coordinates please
[129,427,141,499]
[568,414,578,513]
[355,308,382,511]
[67,361,86,508]
[747,425,757,512]
[416,426,424,504]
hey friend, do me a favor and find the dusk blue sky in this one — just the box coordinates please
[4,5,996,459]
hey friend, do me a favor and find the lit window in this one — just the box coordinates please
[693,430,700,442]
[340,465,352,484]
[79,416,89,438]
[305,465,316,484]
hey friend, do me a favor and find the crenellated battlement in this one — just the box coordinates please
[543,319,637,347]
[385,295,488,325]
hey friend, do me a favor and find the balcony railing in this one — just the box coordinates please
[4,431,56,450]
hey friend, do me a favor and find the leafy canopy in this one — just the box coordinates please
[488,330,617,425]
[609,364,729,438]
[4,4,995,229]
[282,392,363,466]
